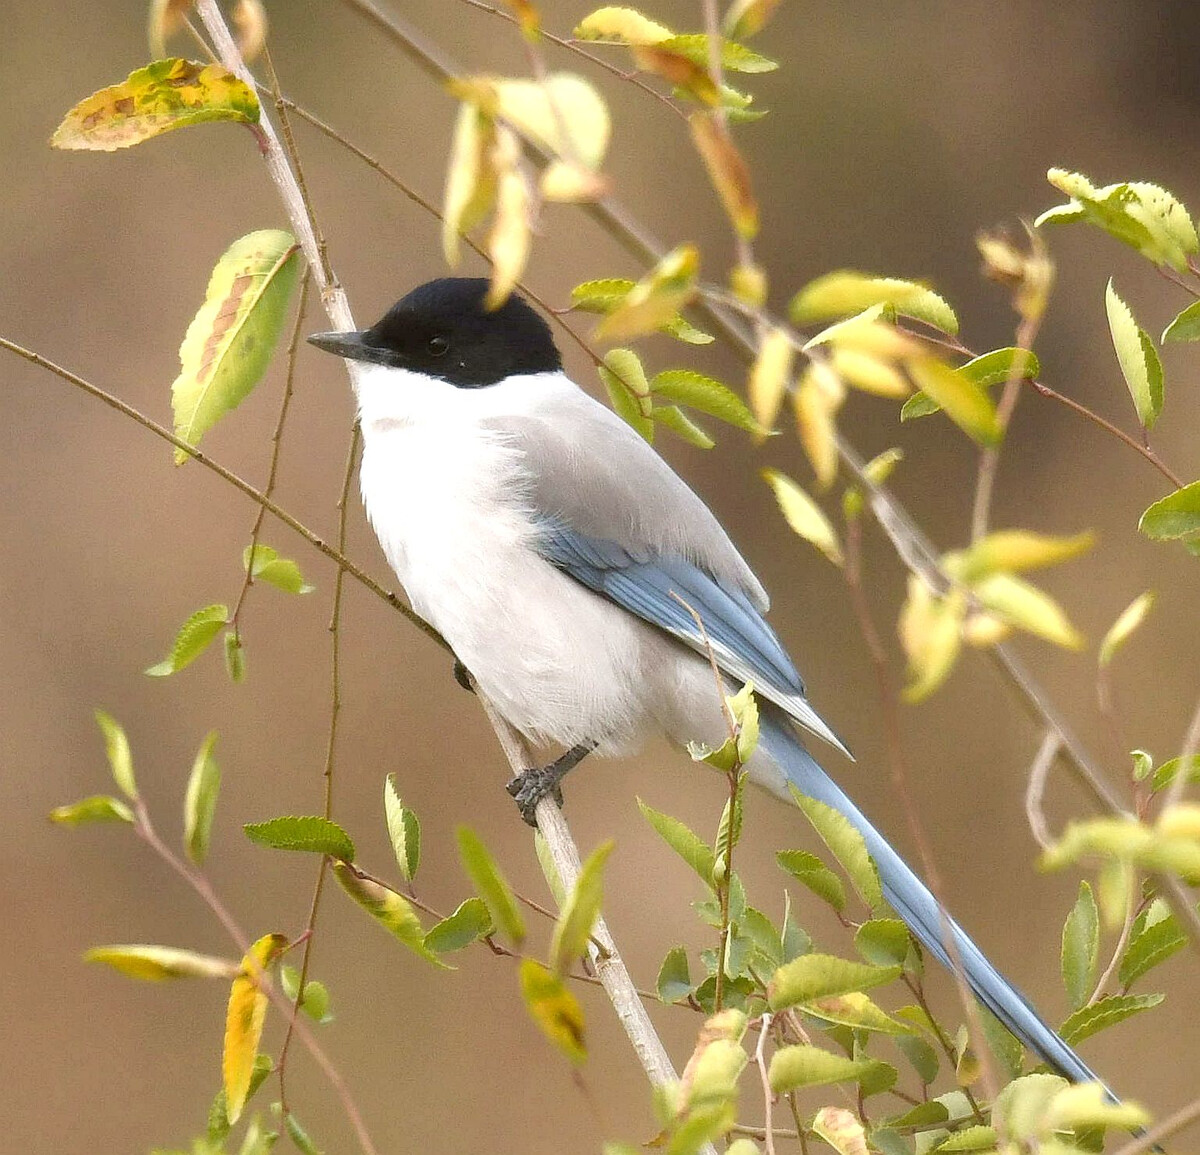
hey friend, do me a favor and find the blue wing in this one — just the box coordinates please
[535,521,849,756]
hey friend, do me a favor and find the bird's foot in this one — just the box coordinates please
[452,658,475,694]
[505,743,595,827]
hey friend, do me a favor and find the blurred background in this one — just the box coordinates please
[4,1,1200,1152]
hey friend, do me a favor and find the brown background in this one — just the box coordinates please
[3,2,1199,1152]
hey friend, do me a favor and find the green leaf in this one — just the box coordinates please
[457,826,526,945]
[768,953,902,1010]
[284,1113,322,1155]
[651,368,762,434]
[1061,881,1099,1010]
[790,271,958,334]
[1152,754,1200,793]
[384,774,420,881]
[224,630,246,683]
[599,347,654,442]
[594,245,700,341]
[662,314,715,344]
[1105,279,1164,429]
[570,278,712,343]
[655,33,778,74]
[1043,1081,1150,1134]
[1139,480,1200,542]
[1037,169,1199,273]
[243,544,314,594]
[978,1005,1024,1083]
[85,943,236,981]
[550,840,613,975]
[768,1043,892,1092]
[280,964,332,1023]
[1120,911,1185,987]
[1059,992,1164,1046]
[905,358,1002,445]
[803,990,909,1034]
[332,862,448,967]
[94,709,136,799]
[789,788,882,910]
[776,849,846,913]
[146,603,229,676]
[184,730,221,865]
[424,896,493,953]
[207,1055,273,1144]
[1099,592,1155,666]
[171,230,301,462]
[855,919,911,967]
[652,404,714,449]
[243,815,355,862]
[1162,298,1200,343]
[935,1124,996,1151]
[50,58,259,151]
[900,348,1040,421]
[637,798,716,884]
[657,945,693,1003]
[895,1033,939,1084]
[762,469,844,566]
[519,957,587,1064]
[49,794,133,826]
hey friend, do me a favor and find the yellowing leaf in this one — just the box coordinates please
[954,530,1095,580]
[813,1107,868,1155]
[1099,591,1155,667]
[332,863,449,967]
[829,348,909,398]
[724,0,782,38]
[172,230,301,462]
[905,357,1002,446]
[540,160,609,202]
[633,45,719,103]
[488,74,610,169]
[767,1043,890,1091]
[86,943,236,981]
[501,0,541,38]
[49,795,133,826]
[223,933,286,1125]
[656,34,778,75]
[804,991,908,1035]
[573,6,673,44]
[971,573,1084,649]
[746,327,793,433]
[384,774,421,882]
[600,347,653,441]
[485,127,532,309]
[184,731,221,865]
[519,958,587,1063]
[730,261,768,306]
[94,709,136,799]
[803,306,921,360]
[790,271,958,335]
[976,225,1055,324]
[442,104,497,265]
[1105,279,1164,429]
[595,245,699,340]
[762,469,843,566]
[794,361,845,488]
[550,840,613,975]
[457,827,526,945]
[689,112,759,238]
[899,578,966,702]
[51,59,259,152]
[232,0,268,62]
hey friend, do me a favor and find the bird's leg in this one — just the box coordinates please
[452,657,475,694]
[506,742,596,827]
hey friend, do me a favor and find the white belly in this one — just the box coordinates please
[359,420,659,753]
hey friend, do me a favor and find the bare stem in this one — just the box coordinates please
[1024,731,1060,852]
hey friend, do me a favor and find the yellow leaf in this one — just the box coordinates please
[746,327,793,433]
[730,262,768,306]
[489,74,610,169]
[1099,591,1155,667]
[971,573,1084,649]
[232,0,268,63]
[724,0,782,37]
[502,0,541,39]
[171,230,301,463]
[680,1009,748,1106]
[829,348,910,398]
[794,361,844,488]
[802,306,922,360]
[955,529,1096,580]
[484,128,533,310]
[689,112,759,237]
[573,6,673,44]
[147,0,194,57]
[977,224,1054,324]
[905,356,1002,446]
[223,933,286,1125]
[442,103,497,265]
[540,160,609,202]
[812,1106,868,1155]
[52,59,259,152]
[899,577,966,702]
[961,612,1011,647]
[790,271,958,334]
[519,958,587,1064]
[85,944,237,981]
[762,469,843,566]
[595,244,699,340]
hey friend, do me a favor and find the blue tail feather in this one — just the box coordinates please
[758,710,1103,1086]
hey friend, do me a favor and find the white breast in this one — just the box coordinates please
[355,365,661,753]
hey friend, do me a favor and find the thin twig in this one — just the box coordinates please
[0,336,443,648]
[755,1012,777,1155]
[1024,730,1060,852]
[230,271,313,636]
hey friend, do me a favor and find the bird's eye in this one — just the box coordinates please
[427,335,449,357]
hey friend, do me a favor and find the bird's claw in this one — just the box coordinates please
[506,765,564,826]
[453,658,475,694]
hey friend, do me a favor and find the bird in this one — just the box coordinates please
[308,275,1100,1086]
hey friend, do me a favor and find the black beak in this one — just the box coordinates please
[307,330,379,361]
